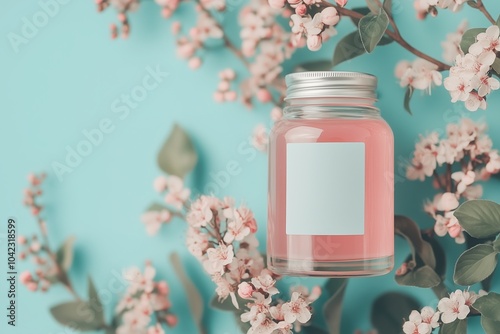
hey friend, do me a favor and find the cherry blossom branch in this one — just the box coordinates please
[329,3,451,71]
[193,0,284,107]
[476,0,496,25]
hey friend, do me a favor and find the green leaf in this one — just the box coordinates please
[395,215,436,269]
[145,202,170,212]
[87,277,104,326]
[358,8,390,53]
[158,124,198,178]
[333,32,366,67]
[439,320,467,334]
[454,244,498,285]
[473,293,500,321]
[56,236,76,272]
[481,315,500,334]
[210,294,245,312]
[170,253,205,334]
[50,301,105,331]
[295,60,333,72]
[454,200,500,238]
[494,236,500,253]
[378,35,394,45]
[466,0,479,8]
[323,278,348,334]
[491,58,500,75]
[395,265,441,288]
[371,292,420,334]
[460,28,486,54]
[497,15,500,27]
[403,87,413,115]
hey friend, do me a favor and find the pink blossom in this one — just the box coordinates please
[469,25,500,60]
[153,176,168,192]
[436,192,459,211]
[451,170,475,194]
[171,21,181,34]
[441,20,467,63]
[335,0,348,7]
[395,263,408,276]
[252,124,269,152]
[295,4,307,16]
[165,314,178,327]
[238,282,255,299]
[256,88,272,103]
[402,310,431,334]
[271,107,283,121]
[438,290,470,323]
[307,35,322,51]
[224,211,251,243]
[186,227,209,258]
[396,58,442,93]
[205,244,234,274]
[20,271,33,284]
[251,271,279,295]
[141,210,172,236]
[281,292,311,323]
[186,196,213,227]
[188,57,202,69]
[321,7,339,26]
[464,91,486,111]
[164,175,190,210]
[147,324,165,334]
[224,91,237,101]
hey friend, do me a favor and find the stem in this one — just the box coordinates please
[477,0,496,25]
[36,215,81,300]
[332,4,451,71]
[194,0,284,107]
[433,171,445,191]
[445,164,452,192]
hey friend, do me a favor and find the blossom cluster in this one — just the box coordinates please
[185,194,320,333]
[116,263,177,334]
[406,118,500,243]
[413,0,466,19]
[395,58,443,94]
[214,69,238,102]
[19,173,54,292]
[141,175,190,236]
[403,289,484,334]
[269,0,340,52]
[444,25,500,111]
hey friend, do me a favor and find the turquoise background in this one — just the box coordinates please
[1,0,500,333]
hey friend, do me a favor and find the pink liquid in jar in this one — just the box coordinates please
[267,72,394,277]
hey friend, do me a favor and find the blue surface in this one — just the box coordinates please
[1,0,500,333]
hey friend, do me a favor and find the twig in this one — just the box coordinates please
[329,3,451,71]
[477,0,496,25]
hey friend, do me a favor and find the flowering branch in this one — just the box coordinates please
[329,3,451,71]
[476,0,496,25]
[21,173,177,334]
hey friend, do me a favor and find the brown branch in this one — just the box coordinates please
[477,0,496,25]
[331,4,451,71]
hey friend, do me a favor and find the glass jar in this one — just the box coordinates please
[267,71,394,277]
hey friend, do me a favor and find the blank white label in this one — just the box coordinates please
[286,142,365,235]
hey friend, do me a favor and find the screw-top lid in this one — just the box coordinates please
[285,71,377,101]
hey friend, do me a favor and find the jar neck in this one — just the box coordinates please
[284,97,380,119]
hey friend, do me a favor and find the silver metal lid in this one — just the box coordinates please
[285,71,377,101]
